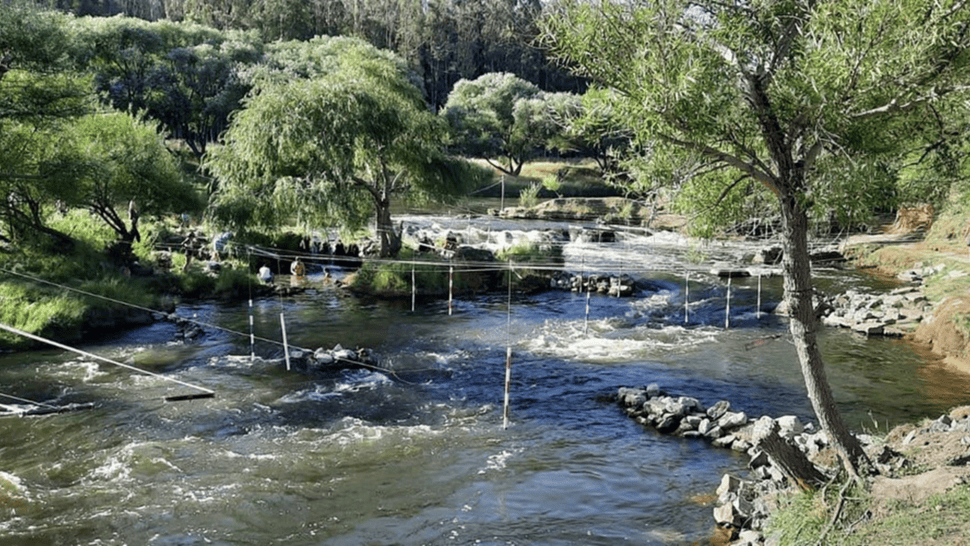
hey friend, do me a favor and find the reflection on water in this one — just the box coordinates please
[1,221,969,545]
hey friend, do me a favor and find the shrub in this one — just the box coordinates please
[519,182,542,208]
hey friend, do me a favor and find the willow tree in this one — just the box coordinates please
[204,38,463,257]
[541,0,970,478]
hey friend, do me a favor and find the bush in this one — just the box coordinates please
[496,241,563,264]
[519,182,542,208]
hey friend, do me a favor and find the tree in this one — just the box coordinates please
[544,88,634,178]
[57,112,200,246]
[70,16,262,158]
[541,0,970,479]
[205,37,464,257]
[0,4,91,246]
[441,72,543,175]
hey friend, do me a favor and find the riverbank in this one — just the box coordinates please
[715,206,970,545]
[841,205,970,375]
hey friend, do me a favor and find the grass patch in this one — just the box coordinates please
[840,484,970,545]
[765,478,871,546]
[497,241,564,264]
[350,249,460,296]
[468,159,618,198]
[0,282,88,349]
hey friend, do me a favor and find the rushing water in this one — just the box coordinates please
[2,217,970,546]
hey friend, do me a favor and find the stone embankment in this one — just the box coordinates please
[617,381,970,545]
[761,250,939,338]
[817,284,932,336]
[614,385,835,545]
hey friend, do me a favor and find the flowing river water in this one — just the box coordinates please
[2,214,970,545]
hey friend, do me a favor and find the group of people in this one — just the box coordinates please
[178,228,329,286]
[258,257,312,285]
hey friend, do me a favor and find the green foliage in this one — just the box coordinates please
[540,0,970,234]
[205,36,459,257]
[68,16,264,157]
[349,249,449,295]
[440,72,543,176]
[0,282,87,349]
[57,112,203,241]
[541,175,562,196]
[518,182,542,208]
[766,478,871,546]
[497,241,563,264]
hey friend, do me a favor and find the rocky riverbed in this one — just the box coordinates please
[615,383,970,545]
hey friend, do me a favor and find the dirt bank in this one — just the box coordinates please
[841,206,970,375]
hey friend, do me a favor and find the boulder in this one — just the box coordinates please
[707,400,731,421]
[718,411,748,430]
[775,415,805,439]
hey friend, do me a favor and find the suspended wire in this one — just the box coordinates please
[0,391,57,409]
[0,322,213,396]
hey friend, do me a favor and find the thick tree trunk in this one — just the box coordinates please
[779,194,869,480]
[375,199,401,258]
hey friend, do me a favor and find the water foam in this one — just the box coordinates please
[520,319,720,363]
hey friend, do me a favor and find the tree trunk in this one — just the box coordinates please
[375,198,401,258]
[756,419,827,491]
[779,194,869,480]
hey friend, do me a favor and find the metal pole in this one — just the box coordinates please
[684,271,690,324]
[448,266,454,316]
[725,276,732,329]
[248,299,255,360]
[757,273,762,320]
[280,313,291,371]
[504,263,513,429]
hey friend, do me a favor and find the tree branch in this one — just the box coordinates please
[849,85,970,119]
[659,133,781,197]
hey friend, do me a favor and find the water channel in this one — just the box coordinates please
[1,213,970,545]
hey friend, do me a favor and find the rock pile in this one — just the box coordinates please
[550,273,639,297]
[286,344,379,372]
[615,385,839,544]
[813,261,946,337]
[818,285,932,336]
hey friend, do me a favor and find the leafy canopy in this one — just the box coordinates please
[205,36,464,255]
[540,0,970,233]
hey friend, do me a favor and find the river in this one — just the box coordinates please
[1,215,969,545]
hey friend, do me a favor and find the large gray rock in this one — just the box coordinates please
[707,400,731,420]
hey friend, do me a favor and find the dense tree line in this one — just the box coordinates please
[27,0,586,108]
[2,1,624,261]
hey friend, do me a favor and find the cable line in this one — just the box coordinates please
[0,322,214,399]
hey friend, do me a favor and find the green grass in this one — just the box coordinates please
[496,241,564,264]
[840,485,970,545]
[350,249,452,296]
[765,478,871,546]
[765,477,970,546]
[0,282,88,348]
[468,159,618,198]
